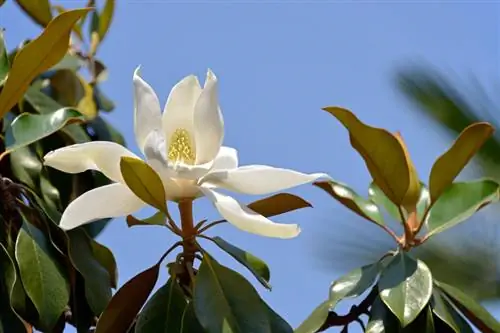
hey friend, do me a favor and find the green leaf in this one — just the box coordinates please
[431,290,461,333]
[0,244,27,333]
[90,239,118,289]
[436,281,500,332]
[294,300,333,333]
[416,184,430,222]
[246,193,312,218]
[429,122,494,202]
[365,297,400,333]
[179,303,205,333]
[0,30,8,84]
[193,254,271,333]
[329,262,380,302]
[0,8,91,118]
[94,86,115,112]
[369,181,402,222]
[120,156,167,212]
[315,180,384,226]
[126,211,166,228]
[5,108,85,153]
[262,301,293,333]
[378,252,433,327]
[135,278,187,333]
[89,116,124,145]
[95,263,160,333]
[67,229,112,315]
[49,53,82,71]
[210,236,271,290]
[15,221,69,331]
[425,179,500,238]
[98,0,115,41]
[14,0,53,27]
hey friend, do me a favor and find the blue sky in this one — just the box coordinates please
[1,1,499,332]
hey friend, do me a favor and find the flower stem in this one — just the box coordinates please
[178,199,197,265]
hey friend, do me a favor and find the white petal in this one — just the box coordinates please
[201,165,330,195]
[210,146,239,171]
[133,66,162,153]
[43,142,139,183]
[59,183,146,230]
[194,69,224,164]
[201,187,300,239]
[169,161,213,181]
[162,74,201,146]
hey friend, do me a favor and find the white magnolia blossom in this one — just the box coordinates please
[43,67,329,238]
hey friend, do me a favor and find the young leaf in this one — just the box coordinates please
[95,263,160,333]
[67,229,112,315]
[429,122,494,202]
[15,222,70,331]
[323,107,419,207]
[126,211,166,228]
[425,179,500,238]
[14,0,53,27]
[378,252,433,327]
[135,279,187,333]
[120,156,167,213]
[0,30,8,84]
[210,236,271,290]
[4,108,85,153]
[0,8,91,118]
[436,281,500,332]
[246,192,312,218]
[329,263,380,302]
[193,254,271,333]
[98,0,115,41]
[294,300,333,333]
[315,180,384,226]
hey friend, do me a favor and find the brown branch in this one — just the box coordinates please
[316,287,378,332]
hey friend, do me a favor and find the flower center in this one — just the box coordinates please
[168,128,196,165]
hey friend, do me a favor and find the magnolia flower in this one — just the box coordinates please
[43,67,328,238]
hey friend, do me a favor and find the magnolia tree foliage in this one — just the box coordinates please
[0,2,499,333]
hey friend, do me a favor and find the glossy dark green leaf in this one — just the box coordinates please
[90,239,118,289]
[126,211,166,228]
[425,179,500,238]
[193,254,271,333]
[294,300,333,333]
[68,229,112,315]
[436,281,500,332]
[135,279,187,333]
[0,244,28,333]
[9,145,41,189]
[95,263,160,333]
[401,306,435,333]
[365,297,400,333]
[431,290,460,333]
[378,252,433,327]
[211,236,271,290]
[0,30,8,84]
[179,303,205,333]
[315,180,384,226]
[71,273,96,333]
[262,301,293,333]
[329,262,380,302]
[15,221,69,331]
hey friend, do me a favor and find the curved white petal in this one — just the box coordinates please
[169,161,214,181]
[210,146,239,171]
[201,187,300,239]
[59,183,146,230]
[162,74,201,147]
[201,165,330,195]
[43,142,139,183]
[194,69,224,164]
[133,66,162,153]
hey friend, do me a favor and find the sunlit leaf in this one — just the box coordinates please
[193,254,270,333]
[0,8,91,118]
[0,30,9,84]
[315,180,384,226]
[246,193,311,218]
[120,156,166,212]
[15,221,69,331]
[429,122,494,202]
[378,252,432,327]
[329,263,380,302]
[98,0,115,41]
[323,107,419,207]
[95,263,160,333]
[425,179,499,238]
[14,0,53,27]
[210,236,271,290]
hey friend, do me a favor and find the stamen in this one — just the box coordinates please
[168,128,195,165]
